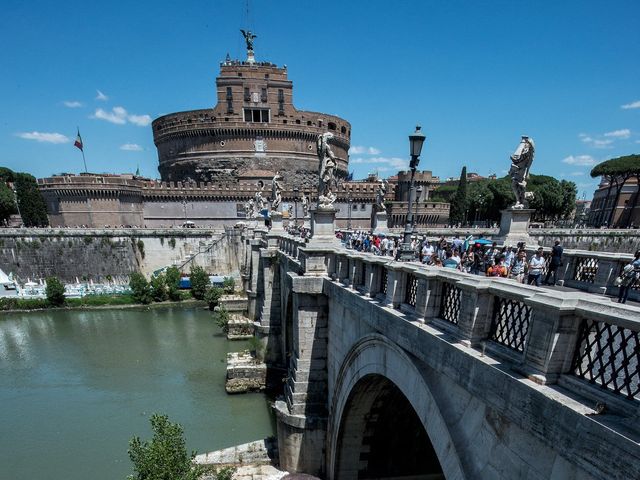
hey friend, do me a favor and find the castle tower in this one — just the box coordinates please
[152,34,351,187]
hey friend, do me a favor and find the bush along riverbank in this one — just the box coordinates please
[0,267,204,312]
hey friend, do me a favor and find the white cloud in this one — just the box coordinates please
[91,106,151,127]
[603,128,631,139]
[351,156,409,172]
[349,145,381,155]
[63,100,83,108]
[621,100,640,110]
[16,131,70,144]
[96,90,109,101]
[579,133,613,149]
[562,155,596,166]
[592,139,613,148]
[93,107,127,124]
[128,114,152,126]
[120,143,143,151]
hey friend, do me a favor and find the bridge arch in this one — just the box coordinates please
[327,334,466,480]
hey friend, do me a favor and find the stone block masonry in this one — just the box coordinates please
[0,227,243,283]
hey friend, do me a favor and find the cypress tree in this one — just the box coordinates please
[450,166,468,225]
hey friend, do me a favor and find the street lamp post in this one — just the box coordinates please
[293,186,299,231]
[347,190,352,231]
[413,185,423,235]
[400,126,426,261]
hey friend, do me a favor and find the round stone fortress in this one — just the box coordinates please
[152,50,351,187]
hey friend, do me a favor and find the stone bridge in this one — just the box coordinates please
[240,226,640,480]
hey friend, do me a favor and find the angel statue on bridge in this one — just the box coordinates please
[271,172,284,211]
[509,135,535,209]
[317,133,337,208]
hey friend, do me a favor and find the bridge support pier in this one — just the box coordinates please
[275,269,329,476]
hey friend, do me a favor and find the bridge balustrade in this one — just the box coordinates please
[521,247,639,301]
[571,311,640,401]
[271,234,640,409]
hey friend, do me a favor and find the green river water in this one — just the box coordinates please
[0,306,275,480]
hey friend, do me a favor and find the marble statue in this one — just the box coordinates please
[271,172,283,211]
[375,179,388,212]
[301,192,309,217]
[317,133,337,208]
[240,29,257,51]
[244,198,255,218]
[254,181,265,215]
[509,136,535,209]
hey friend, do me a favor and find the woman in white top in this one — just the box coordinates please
[527,248,546,287]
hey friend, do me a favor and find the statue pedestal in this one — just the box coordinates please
[270,211,284,232]
[247,50,256,65]
[372,211,389,235]
[493,208,534,246]
[302,215,311,230]
[308,207,340,248]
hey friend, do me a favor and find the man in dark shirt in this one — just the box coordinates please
[544,240,564,285]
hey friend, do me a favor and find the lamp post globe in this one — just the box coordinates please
[400,125,426,261]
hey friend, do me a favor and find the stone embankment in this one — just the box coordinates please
[226,352,266,393]
[0,227,243,282]
[220,295,254,339]
[196,438,287,480]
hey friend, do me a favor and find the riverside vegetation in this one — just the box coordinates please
[127,413,235,480]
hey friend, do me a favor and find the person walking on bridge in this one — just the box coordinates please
[544,240,563,286]
[527,248,546,287]
[617,250,640,304]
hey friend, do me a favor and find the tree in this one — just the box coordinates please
[14,173,49,227]
[430,184,457,203]
[213,305,230,333]
[0,167,15,182]
[204,287,223,311]
[528,175,565,222]
[222,277,235,294]
[0,182,17,225]
[189,265,209,300]
[165,267,182,301]
[590,154,640,227]
[127,413,206,480]
[449,166,468,225]
[150,274,168,302]
[130,272,152,304]
[559,180,578,220]
[45,276,65,306]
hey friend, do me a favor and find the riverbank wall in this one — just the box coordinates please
[0,227,243,283]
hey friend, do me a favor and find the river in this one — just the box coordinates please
[0,306,275,480]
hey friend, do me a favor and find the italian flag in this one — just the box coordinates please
[74,129,83,151]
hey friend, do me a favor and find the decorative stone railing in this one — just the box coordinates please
[266,233,639,413]
[522,247,639,301]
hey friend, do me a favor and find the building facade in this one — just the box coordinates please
[152,51,350,187]
[588,177,640,228]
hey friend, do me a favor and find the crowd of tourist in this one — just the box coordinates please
[336,231,571,286]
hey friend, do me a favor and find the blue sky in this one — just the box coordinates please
[1,0,638,198]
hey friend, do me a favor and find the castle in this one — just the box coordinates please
[38,35,449,229]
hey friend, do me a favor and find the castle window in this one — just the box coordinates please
[307,121,312,126]
[226,87,234,114]
[237,72,242,77]
[328,122,336,131]
[244,108,270,123]
[278,89,285,115]
[295,119,301,124]
[244,87,251,102]
[264,73,269,79]
[261,88,268,103]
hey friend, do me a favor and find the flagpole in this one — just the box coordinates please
[81,149,88,173]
